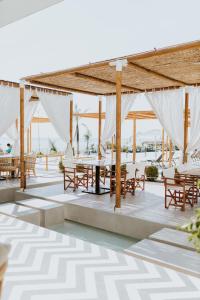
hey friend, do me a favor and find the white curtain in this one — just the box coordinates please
[5,90,39,155]
[0,85,19,137]
[102,93,136,143]
[40,93,71,146]
[146,89,185,149]
[187,87,200,151]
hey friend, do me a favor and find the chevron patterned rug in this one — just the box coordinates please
[0,215,200,300]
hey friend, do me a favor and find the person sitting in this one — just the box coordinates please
[5,143,12,154]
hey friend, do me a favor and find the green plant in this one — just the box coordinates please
[49,139,57,153]
[180,209,200,252]
[145,165,158,181]
[58,160,64,172]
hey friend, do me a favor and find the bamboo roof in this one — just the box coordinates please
[0,79,71,95]
[24,40,200,96]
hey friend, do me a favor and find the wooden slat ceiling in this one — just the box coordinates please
[24,40,200,96]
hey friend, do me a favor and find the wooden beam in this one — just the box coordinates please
[32,117,50,123]
[20,84,26,190]
[98,97,102,160]
[74,72,143,93]
[183,92,189,163]
[0,79,70,95]
[115,69,122,209]
[70,99,73,145]
[128,62,187,86]
[132,118,136,162]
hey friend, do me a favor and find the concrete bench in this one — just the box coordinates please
[124,239,200,278]
[16,198,64,227]
[0,203,40,225]
[149,228,195,251]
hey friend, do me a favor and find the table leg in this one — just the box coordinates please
[95,166,100,194]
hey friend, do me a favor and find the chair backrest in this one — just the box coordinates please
[0,158,12,166]
[25,155,36,169]
[126,163,136,180]
[162,167,175,179]
[135,162,146,177]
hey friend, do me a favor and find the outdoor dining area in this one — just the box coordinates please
[1,41,200,214]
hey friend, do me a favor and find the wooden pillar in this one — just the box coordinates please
[15,118,18,131]
[27,128,30,154]
[20,83,26,190]
[183,92,189,163]
[132,118,136,162]
[162,128,165,168]
[111,135,114,160]
[98,96,102,160]
[165,135,169,161]
[29,123,32,152]
[70,99,73,145]
[169,140,173,167]
[115,70,122,209]
[110,59,127,209]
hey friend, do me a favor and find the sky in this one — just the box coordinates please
[0,0,200,149]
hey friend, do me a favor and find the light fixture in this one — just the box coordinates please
[29,89,39,102]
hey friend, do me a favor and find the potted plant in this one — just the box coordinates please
[145,165,158,181]
[180,209,200,252]
[58,160,64,173]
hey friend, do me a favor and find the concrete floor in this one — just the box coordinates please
[16,181,200,239]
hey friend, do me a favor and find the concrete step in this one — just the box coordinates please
[0,203,40,225]
[16,198,64,227]
[149,228,195,251]
[124,239,200,278]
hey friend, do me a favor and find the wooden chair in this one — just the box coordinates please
[164,175,198,211]
[0,157,18,180]
[110,165,127,199]
[64,164,77,191]
[126,163,136,195]
[76,164,89,190]
[25,155,36,176]
[135,162,146,191]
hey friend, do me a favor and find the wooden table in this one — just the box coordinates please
[73,158,133,195]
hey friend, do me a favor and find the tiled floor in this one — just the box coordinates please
[1,214,200,300]
[0,168,62,190]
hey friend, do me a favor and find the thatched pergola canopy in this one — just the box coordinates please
[23,40,200,96]
[0,79,71,96]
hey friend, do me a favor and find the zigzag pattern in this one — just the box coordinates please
[0,215,200,300]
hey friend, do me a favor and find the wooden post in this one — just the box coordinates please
[162,128,164,168]
[20,83,26,190]
[70,99,73,145]
[169,140,173,167]
[29,123,32,152]
[27,128,30,154]
[165,135,169,161]
[115,69,122,208]
[183,92,189,163]
[132,118,136,162]
[111,135,114,160]
[98,96,102,160]
[15,118,18,131]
